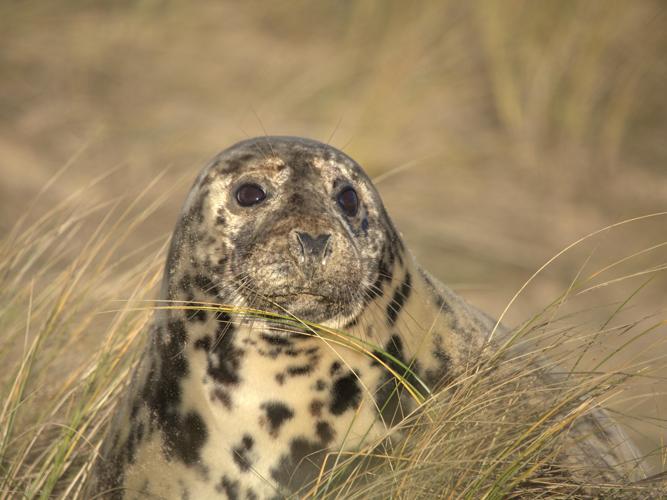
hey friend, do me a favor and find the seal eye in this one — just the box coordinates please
[337,187,359,217]
[236,183,266,207]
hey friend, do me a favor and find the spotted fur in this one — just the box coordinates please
[92,137,645,498]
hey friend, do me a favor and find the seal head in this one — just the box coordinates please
[166,136,400,324]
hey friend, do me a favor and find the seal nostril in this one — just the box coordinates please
[296,232,331,260]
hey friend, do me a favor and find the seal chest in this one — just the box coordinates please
[94,137,643,499]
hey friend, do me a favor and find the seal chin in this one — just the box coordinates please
[259,292,349,324]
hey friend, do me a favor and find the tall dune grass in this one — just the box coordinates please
[1,185,665,498]
[0,185,166,498]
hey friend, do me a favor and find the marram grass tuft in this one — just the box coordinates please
[0,193,665,498]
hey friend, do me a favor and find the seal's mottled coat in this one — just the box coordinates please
[94,137,643,499]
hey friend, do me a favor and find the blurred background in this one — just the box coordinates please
[1,0,665,471]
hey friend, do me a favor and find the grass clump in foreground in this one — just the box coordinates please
[0,195,665,499]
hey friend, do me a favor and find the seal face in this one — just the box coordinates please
[165,136,403,328]
[93,137,644,499]
[187,137,393,324]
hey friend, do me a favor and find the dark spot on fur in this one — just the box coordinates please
[343,314,360,329]
[287,364,312,377]
[179,275,196,302]
[435,293,451,312]
[211,387,232,410]
[270,437,326,491]
[433,292,463,334]
[193,274,221,297]
[188,309,208,322]
[261,402,294,437]
[388,335,403,357]
[140,322,211,466]
[387,271,412,326]
[196,316,243,386]
[216,476,239,499]
[330,372,361,415]
[289,193,304,205]
[258,346,283,359]
[314,379,326,391]
[167,319,188,344]
[173,412,208,466]
[316,421,334,444]
[329,361,341,376]
[425,335,453,389]
[310,400,323,417]
[275,373,285,385]
[246,490,258,500]
[216,207,226,226]
[366,244,395,301]
[223,153,257,175]
[194,336,211,351]
[260,333,292,346]
[372,335,425,425]
[232,434,254,472]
